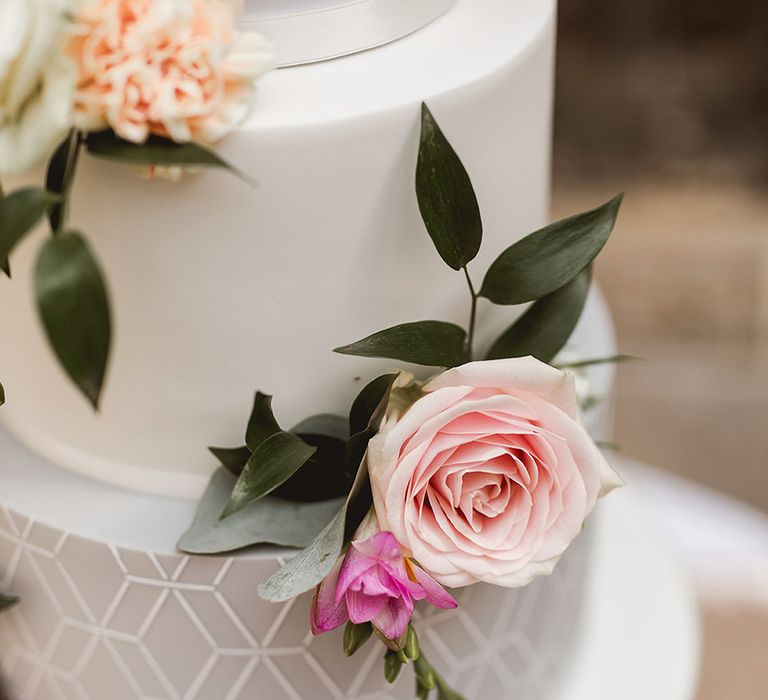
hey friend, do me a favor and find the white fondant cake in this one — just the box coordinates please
[0,1,700,699]
[0,0,556,498]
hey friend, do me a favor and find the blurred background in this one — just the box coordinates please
[552,1,767,698]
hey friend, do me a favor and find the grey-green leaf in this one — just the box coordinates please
[220,432,317,519]
[178,468,342,554]
[245,392,281,451]
[258,433,377,602]
[0,188,61,271]
[480,194,623,305]
[35,231,112,409]
[486,267,592,363]
[335,321,468,368]
[257,506,346,602]
[416,103,483,271]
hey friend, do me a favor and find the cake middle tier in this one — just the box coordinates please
[0,0,559,496]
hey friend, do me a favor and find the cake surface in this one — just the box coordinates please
[0,3,705,698]
[0,0,558,498]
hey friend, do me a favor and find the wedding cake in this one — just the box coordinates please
[0,1,666,699]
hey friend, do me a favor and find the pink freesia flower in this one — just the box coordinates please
[311,531,457,642]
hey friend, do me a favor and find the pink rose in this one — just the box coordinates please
[68,0,272,144]
[368,357,623,589]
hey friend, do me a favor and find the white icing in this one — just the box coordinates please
[0,0,562,497]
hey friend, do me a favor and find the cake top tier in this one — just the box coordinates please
[240,0,457,66]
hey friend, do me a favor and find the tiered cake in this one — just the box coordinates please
[0,0,631,698]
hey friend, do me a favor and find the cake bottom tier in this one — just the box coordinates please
[0,499,589,700]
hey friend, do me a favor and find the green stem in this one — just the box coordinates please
[462,266,478,361]
[52,130,84,234]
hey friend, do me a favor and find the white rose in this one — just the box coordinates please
[0,0,75,174]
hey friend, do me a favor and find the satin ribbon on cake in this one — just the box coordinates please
[239,0,457,66]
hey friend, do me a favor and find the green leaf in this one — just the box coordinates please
[292,414,349,441]
[274,432,351,503]
[384,650,404,684]
[0,593,18,612]
[335,322,468,368]
[220,432,317,519]
[403,625,421,661]
[436,678,466,700]
[178,468,342,554]
[344,621,373,657]
[245,392,281,451]
[46,131,81,232]
[555,354,641,370]
[35,231,112,410]
[208,445,251,477]
[414,657,436,691]
[210,415,351,503]
[480,194,623,305]
[349,374,399,436]
[0,188,61,273]
[84,130,253,183]
[486,267,592,363]
[345,374,398,487]
[416,103,483,271]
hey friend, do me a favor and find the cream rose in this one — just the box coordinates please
[368,357,623,588]
[0,0,76,174]
[68,0,273,144]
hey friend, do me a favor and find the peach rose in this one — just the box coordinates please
[368,357,623,588]
[68,0,272,144]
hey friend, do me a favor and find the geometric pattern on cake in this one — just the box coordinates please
[0,504,588,700]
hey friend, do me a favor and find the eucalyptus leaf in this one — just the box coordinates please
[258,379,396,602]
[0,188,61,270]
[35,231,111,409]
[245,392,281,451]
[85,130,233,170]
[220,432,317,519]
[208,445,251,477]
[416,103,483,271]
[178,468,342,554]
[257,506,346,602]
[335,322,468,368]
[0,593,18,612]
[480,194,623,305]
[486,267,592,363]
